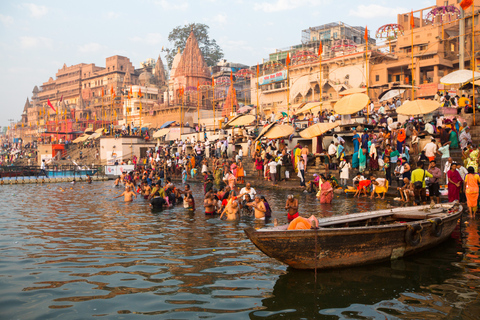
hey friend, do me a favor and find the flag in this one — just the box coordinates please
[256,63,259,77]
[197,80,199,91]
[364,26,368,42]
[47,99,56,113]
[110,86,114,95]
[460,0,473,10]
[101,89,104,97]
[138,88,142,98]
[286,53,290,67]
[59,95,63,102]
[212,76,215,86]
[410,11,415,29]
[318,42,323,56]
[230,70,233,83]
[87,114,89,120]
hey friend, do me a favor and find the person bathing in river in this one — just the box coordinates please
[115,186,137,202]
[204,193,217,215]
[114,176,121,186]
[251,195,266,220]
[220,199,239,220]
[285,195,299,221]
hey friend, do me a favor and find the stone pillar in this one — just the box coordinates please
[433,65,440,83]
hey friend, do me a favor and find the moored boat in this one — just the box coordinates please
[244,202,463,270]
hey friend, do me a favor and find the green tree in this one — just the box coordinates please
[164,23,224,69]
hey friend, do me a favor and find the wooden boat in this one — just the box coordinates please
[244,202,463,270]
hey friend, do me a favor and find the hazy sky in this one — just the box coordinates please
[0,0,432,128]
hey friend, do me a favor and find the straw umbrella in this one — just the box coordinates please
[263,124,295,139]
[396,100,440,116]
[334,93,369,115]
[338,87,367,96]
[225,114,255,127]
[440,70,480,85]
[299,121,340,139]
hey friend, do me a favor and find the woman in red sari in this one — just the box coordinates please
[447,163,462,202]
[319,175,334,204]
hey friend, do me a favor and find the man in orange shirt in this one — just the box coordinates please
[396,123,406,154]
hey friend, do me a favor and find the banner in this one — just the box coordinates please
[105,165,135,176]
[258,70,288,86]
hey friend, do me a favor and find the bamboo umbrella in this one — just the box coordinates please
[263,124,295,139]
[153,128,170,138]
[226,114,255,127]
[334,93,369,115]
[255,122,276,141]
[295,102,323,115]
[338,87,367,96]
[440,70,480,85]
[299,121,340,139]
[396,99,440,115]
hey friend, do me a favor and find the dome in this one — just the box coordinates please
[170,48,182,79]
[138,71,154,86]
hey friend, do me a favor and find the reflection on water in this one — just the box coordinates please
[0,181,479,319]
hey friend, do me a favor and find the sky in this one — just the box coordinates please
[0,0,434,128]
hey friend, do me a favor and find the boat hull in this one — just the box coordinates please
[244,205,462,270]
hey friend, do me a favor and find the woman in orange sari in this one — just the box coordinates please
[464,166,480,217]
[236,160,245,184]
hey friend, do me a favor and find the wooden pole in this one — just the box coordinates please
[319,52,322,113]
[212,80,216,131]
[473,3,476,125]
[366,38,369,122]
[287,65,290,122]
[411,14,415,100]
[197,85,200,140]
[256,65,259,126]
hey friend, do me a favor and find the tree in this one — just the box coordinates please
[164,23,224,70]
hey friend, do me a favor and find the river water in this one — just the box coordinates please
[0,181,479,319]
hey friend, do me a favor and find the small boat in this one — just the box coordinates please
[244,202,463,270]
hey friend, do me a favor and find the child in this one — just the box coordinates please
[384,156,391,185]
[339,157,351,187]
[182,167,188,184]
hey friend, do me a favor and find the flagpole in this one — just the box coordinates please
[473,2,476,125]
[111,89,114,136]
[287,54,290,122]
[411,11,415,100]
[256,64,259,127]
[365,26,370,122]
[181,88,184,136]
[319,43,322,113]
[212,78,216,131]
[197,83,200,140]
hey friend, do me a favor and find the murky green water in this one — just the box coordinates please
[0,181,479,319]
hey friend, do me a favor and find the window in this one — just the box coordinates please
[396,75,400,81]
[120,66,123,71]
[388,74,392,82]
[375,75,379,82]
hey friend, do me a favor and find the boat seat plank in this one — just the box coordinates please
[317,212,394,227]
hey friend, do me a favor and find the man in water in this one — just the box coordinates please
[239,182,256,202]
[204,193,217,215]
[285,195,299,221]
[87,175,92,184]
[115,186,137,202]
[114,176,121,186]
[252,196,266,220]
[220,200,239,220]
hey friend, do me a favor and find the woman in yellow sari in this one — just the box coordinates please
[294,147,302,173]
[466,145,480,173]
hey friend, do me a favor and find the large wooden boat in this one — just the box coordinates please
[244,203,463,270]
